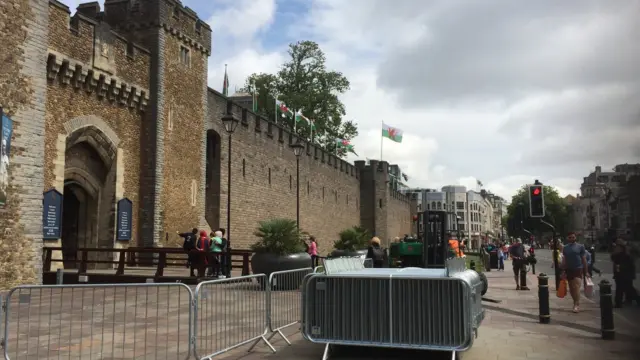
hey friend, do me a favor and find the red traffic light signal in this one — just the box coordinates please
[529,184,545,217]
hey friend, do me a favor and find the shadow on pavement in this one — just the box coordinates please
[325,345,456,360]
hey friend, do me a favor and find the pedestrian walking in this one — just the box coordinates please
[509,238,529,290]
[497,245,505,271]
[308,236,318,268]
[586,246,601,277]
[560,232,590,313]
[366,237,387,268]
[611,238,639,307]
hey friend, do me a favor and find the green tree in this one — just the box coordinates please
[240,41,358,157]
[505,185,570,239]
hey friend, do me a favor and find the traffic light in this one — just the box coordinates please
[529,185,545,218]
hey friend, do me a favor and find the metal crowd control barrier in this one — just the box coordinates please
[301,268,484,356]
[446,257,467,276]
[266,268,313,345]
[193,274,275,359]
[2,283,193,360]
[322,257,366,274]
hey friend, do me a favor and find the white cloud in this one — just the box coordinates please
[207,0,276,40]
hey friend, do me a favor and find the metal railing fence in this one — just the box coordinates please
[192,274,274,360]
[2,264,385,360]
[2,283,193,360]
[266,268,313,345]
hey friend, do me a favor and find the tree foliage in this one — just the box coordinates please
[504,185,570,239]
[240,41,358,157]
[251,218,305,255]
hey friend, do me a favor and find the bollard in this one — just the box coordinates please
[56,268,64,285]
[470,260,476,271]
[599,279,615,340]
[538,273,550,324]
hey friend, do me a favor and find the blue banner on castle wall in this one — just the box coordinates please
[117,198,133,241]
[42,189,63,240]
[1,108,13,208]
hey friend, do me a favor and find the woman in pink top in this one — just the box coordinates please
[308,236,318,267]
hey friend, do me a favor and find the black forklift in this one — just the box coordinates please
[388,210,488,295]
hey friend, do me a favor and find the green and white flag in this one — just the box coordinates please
[335,138,358,156]
[294,110,315,132]
[382,122,403,143]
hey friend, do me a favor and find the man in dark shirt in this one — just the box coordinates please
[178,228,198,277]
[509,238,529,290]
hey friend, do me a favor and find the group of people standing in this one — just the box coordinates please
[178,228,229,278]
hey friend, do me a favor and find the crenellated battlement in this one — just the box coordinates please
[102,0,212,55]
[208,88,360,180]
[46,52,149,111]
[48,0,152,89]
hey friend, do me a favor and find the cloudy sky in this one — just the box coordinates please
[62,0,640,201]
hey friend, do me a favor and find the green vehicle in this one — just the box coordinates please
[387,211,488,295]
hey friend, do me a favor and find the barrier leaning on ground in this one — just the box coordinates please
[0,268,312,360]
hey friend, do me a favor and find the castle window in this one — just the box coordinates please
[173,6,180,19]
[179,46,190,67]
[126,42,135,58]
[167,104,174,131]
[195,20,202,34]
[190,179,197,206]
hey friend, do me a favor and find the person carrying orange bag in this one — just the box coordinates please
[557,274,568,298]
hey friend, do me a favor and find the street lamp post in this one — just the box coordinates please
[290,139,305,228]
[221,111,239,275]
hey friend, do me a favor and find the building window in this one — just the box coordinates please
[431,201,436,209]
[437,202,442,210]
[457,212,464,221]
[179,46,190,67]
[190,179,197,206]
[195,20,202,34]
[456,201,465,210]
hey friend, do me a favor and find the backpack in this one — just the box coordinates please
[371,247,385,262]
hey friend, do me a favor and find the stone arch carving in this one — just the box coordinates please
[64,166,101,199]
[63,115,119,167]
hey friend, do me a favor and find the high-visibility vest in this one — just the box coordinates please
[448,239,462,258]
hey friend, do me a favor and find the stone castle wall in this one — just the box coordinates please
[207,91,362,254]
[1,0,415,287]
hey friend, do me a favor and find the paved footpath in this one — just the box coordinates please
[208,270,640,360]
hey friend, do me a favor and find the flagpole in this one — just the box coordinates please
[274,94,278,125]
[380,119,383,161]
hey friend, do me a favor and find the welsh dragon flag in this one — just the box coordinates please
[382,122,403,143]
[294,110,316,131]
[335,138,358,156]
[276,99,293,118]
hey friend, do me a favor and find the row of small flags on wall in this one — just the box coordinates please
[222,66,405,168]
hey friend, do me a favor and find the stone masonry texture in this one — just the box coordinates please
[1,0,414,286]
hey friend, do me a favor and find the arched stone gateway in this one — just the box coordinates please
[58,116,121,269]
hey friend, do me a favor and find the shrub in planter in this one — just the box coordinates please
[250,218,311,290]
[330,226,370,258]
